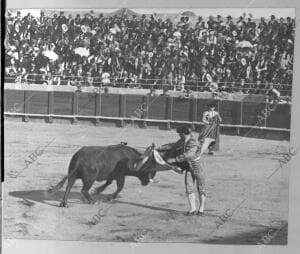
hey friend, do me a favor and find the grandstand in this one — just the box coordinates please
[5,8,294,99]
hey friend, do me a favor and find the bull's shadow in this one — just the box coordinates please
[8,189,116,207]
[8,190,181,213]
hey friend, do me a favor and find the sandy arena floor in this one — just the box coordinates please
[3,120,290,244]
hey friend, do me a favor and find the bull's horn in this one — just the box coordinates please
[133,156,149,171]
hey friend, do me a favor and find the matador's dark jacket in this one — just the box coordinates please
[158,135,202,171]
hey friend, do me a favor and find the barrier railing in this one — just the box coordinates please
[4,73,293,95]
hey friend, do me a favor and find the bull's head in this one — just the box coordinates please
[133,143,175,185]
[138,171,157,186]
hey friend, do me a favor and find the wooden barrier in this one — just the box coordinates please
[4,89,291,140]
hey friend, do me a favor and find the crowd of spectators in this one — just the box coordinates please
[5,9,295,96]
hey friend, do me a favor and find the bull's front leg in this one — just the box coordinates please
[111,175,125,200]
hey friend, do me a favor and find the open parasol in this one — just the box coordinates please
[109,28,117,34]
[42,50,58,61]
[235,40,253,48]
[173,31,181,37]
[74,47,90,57]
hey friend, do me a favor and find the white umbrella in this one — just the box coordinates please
[236,40,253,48]
[74,47,90,57]
[102,72,110,84]
[110,28,117,34]
[42,50,58,61]
[102,72,110,79]
[173,31,181,37]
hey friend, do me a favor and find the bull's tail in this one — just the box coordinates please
[47,176,68,194]
[48,150,80,194]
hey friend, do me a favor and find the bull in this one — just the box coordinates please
[48,143,172,207]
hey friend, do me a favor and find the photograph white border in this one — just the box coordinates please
[3,0,300,253]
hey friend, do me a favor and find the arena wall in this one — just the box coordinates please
[4,88,291,140]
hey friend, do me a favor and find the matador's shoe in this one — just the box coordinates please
[185,211,198,216]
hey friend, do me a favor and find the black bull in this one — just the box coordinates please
[48,144,171,207]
